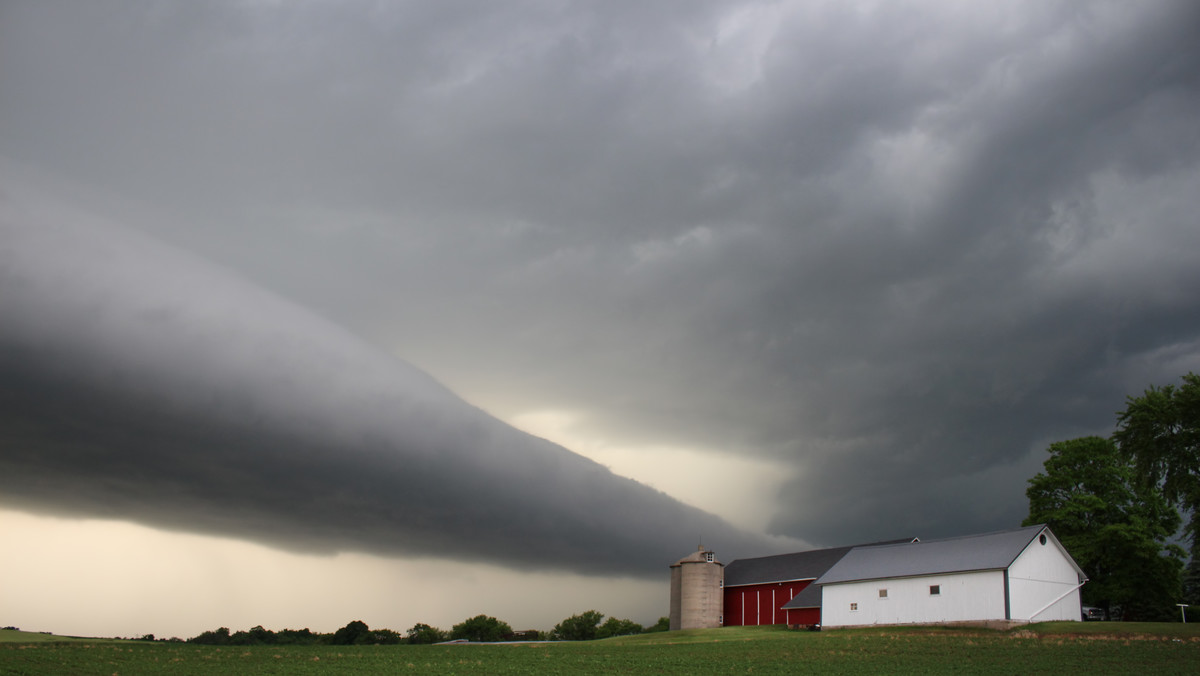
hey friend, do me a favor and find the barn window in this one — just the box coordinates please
[850,603,858,611]
[930,585,940,596]
[1039,534,1047,545]
[878,589,888,599]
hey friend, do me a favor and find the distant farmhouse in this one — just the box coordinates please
[669,525,1086,629]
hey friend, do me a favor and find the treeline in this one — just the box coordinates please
[187,612,671,646]
[1024,372,1199,621]
[551,611,668,641]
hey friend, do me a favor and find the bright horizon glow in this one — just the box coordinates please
[0,509,666,639]
[0,411,795,640]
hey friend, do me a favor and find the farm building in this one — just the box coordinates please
[722,539,914,627]
[811,525,1086,627]
[670,525,1085,630]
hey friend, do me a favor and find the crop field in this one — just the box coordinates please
[2,623,1198,675]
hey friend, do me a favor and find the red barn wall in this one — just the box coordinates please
[723,580,820,626]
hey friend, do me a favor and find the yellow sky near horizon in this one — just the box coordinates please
[0,414,795,640]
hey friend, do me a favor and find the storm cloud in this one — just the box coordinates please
[0,176,779,575]
[2,0,1200,561]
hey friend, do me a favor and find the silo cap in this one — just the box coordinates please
[674,549,720,565]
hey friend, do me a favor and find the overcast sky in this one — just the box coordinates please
[2,0,1199,638]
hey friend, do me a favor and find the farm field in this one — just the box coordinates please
[2,623,1198,675]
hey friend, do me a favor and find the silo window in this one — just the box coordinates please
[705,552,715,563]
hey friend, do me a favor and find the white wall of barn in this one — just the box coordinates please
[820,571,1006,627]
[1007,533,1084,622]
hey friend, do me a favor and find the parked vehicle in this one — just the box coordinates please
[1082,606,1106,621]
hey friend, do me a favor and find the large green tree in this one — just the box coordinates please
[405,623,446,645]
[330,620,373,645]
[450,615,512,642]
[551,611,643,640]
[1114,372,1200,605]
[552,610,604,641]
[596,616,643,639]
[1024,436,1184,619]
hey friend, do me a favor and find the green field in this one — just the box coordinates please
[2,624,1198,675]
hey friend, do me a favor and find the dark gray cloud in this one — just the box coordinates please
[2,0,1199,553]
[0,176,779,575]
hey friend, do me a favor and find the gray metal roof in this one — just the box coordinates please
[815,525,1074,586]
[725,546,854,587]
[724,539,914,587]
[781,582,822,609]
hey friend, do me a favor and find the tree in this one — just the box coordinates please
[1185,556,1200,611]
[229,625,276,645]
[450,615,511,643]
[552,610,604,641]
[274,628,318,645]
[1024,436,1184,620]
[188,627,231,645]
[370,628,403,645]
[595,617,643,639]
[406,623,446,645]
[1114,372,1200,604]
[644,616,671,633]
[331,620,373,645]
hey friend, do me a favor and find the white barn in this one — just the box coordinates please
[814,525,1086,627]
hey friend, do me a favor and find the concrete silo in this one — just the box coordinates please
[669,546,724,630]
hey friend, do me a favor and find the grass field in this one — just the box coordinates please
[2,623,1198,675]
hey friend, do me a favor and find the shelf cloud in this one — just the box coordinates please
[2,0,1199,562]
[0,178,779,576]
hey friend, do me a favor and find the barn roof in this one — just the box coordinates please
[780,581,823,609]
[814,524,1076,586]
[724,546,854,587]
[724,539,915,587]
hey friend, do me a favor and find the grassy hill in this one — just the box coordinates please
[0,629,129,644]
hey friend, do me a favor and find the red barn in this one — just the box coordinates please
[723,540,916,627]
